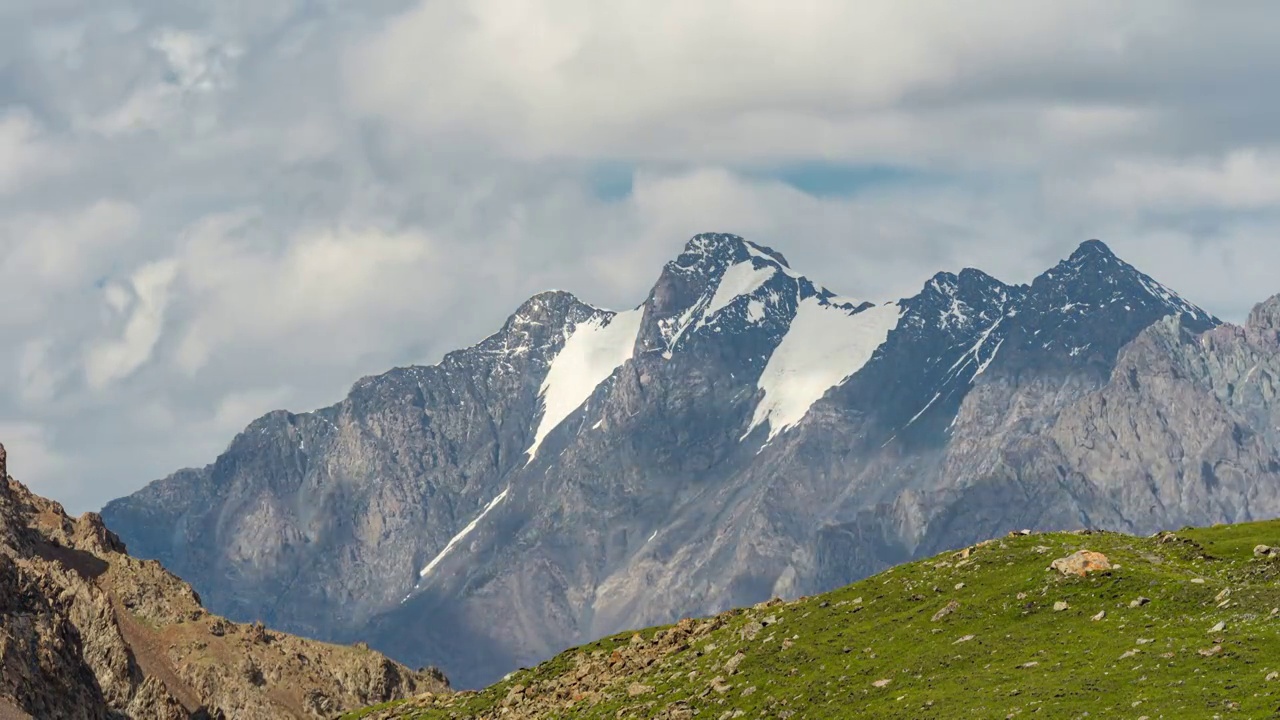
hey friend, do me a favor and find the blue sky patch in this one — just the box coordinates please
[587,163,636,201]
[749,163,927,197]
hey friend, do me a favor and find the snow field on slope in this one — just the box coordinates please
[526,307,644,461]
[746,299,902,441]
[418,487,510,579]
[705,261,776,319]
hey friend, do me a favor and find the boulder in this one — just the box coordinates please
[1050,550,1112,577]
[931,600,960,622]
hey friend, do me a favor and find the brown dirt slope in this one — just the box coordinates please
[0,443,450,719]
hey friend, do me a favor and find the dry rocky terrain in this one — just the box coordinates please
[0,443,449,719]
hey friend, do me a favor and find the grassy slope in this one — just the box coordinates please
[347,521,1280,719]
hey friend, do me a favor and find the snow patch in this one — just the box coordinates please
[905,391,944,427]
[744,243,801,278]
[973,338,1005,377]
[950,317,1005,374]
[418,487,510,579]
[706,262,775,318]
[660,303,701,359]
[942,298,967,328]
[1136,274,1212,322]
[660,255,783,355]
[746,299,902,441]
[526,308,644,461]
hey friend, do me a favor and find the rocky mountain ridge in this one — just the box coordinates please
[103,233,1280,690]
[0,443,447,719]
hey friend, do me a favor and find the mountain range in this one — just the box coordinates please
[101,233,1280,689]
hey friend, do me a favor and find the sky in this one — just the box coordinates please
[5,1,1280,512]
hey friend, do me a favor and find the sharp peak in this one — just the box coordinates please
[1072,238,1117,257]
[958,266,1000,282]
[1247,294,1280,338]
[1037,239,1139,282]
[930,266,1003,283]
[1063,239,1125,268]
[512,289,590,314]
[493,289,608,336]
[520,288,577,301]
[500,289,633,337]
[679,232,791,268]
[921,267,1008,296]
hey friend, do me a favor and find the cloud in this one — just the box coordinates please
[84,258,179,390]
[0,108,72,194]
[89,27,241,137]
[345,0,1208,166]
[171,214,449,374]
[16,339,60,406]
[0,201,140,303]
[4,0,1280,513]
[0,422,70,502]
[1081,149,1280,211]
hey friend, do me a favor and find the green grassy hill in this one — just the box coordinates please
[345,521,1280,719]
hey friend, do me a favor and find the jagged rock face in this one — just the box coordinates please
[103,233,1273,690]
[1051,306,1280,528]
[0,445,447,719]
[105,290,605,642]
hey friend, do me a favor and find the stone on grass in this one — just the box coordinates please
[932,600,960,622]
[1050,550,1112,577]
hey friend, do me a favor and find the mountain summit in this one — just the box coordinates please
[102,234,1261,689]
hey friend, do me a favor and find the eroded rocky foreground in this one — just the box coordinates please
[0,443,448,719]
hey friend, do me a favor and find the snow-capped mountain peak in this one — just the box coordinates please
[677,232,791,270]
[1032,239,1219,330]
[641,233,858,359]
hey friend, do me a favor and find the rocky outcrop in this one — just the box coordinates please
[0,444,448,719]
[1043,298,1280,533]
[359,615,729,720]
